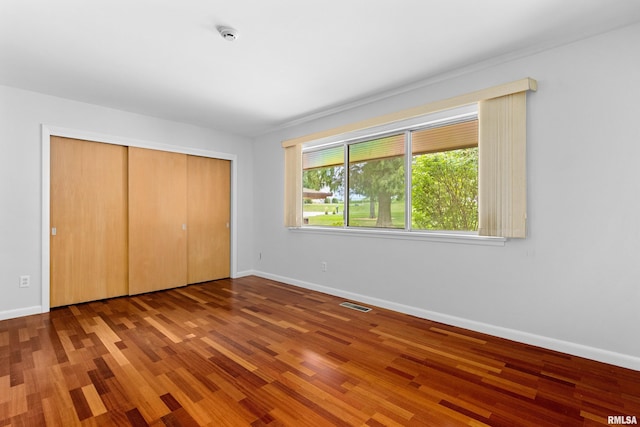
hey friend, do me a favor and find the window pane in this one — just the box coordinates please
[302,146,344,226]
[411,147,478,231]
[348,134,405,229]
[411,119,479,232]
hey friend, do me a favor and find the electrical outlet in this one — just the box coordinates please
[19,275,30,288]
[321,261,328,272]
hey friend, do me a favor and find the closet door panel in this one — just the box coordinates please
[129,147,187,294]
[50,137,128,307]
[187,156,231,283]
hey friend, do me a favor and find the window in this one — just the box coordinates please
[302,115,477,232]
[285,78,537,238]
[348,133,405,229]
[302,145,344,226]
[411,119,478,232]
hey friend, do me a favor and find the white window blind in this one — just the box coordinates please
[478,91,528,238]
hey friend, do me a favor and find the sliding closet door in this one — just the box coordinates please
[50,137,128,307]
[187,156,231,283]
[128,147,187,295]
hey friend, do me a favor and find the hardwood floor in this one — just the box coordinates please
[1,276,639,426]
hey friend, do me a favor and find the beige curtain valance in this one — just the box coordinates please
[282,78,536,149]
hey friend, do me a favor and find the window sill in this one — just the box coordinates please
[288,226,506,246]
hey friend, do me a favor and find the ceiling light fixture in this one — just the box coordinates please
[218,26,238,42]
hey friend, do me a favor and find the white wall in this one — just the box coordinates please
[0,86,254,319]
[252,23,640,370]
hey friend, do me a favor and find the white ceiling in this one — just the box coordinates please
[2,1,640,137]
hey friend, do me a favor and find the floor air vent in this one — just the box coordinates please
[340,302,371,312]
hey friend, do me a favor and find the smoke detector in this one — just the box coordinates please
[218,26,238,42]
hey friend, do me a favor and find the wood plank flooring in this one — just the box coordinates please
[1,276,639,426]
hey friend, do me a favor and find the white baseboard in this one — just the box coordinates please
[251,270,640,372]
[234,269,258,278]
[0,306,43,322]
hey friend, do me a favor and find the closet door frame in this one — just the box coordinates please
[41,125,238,312]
